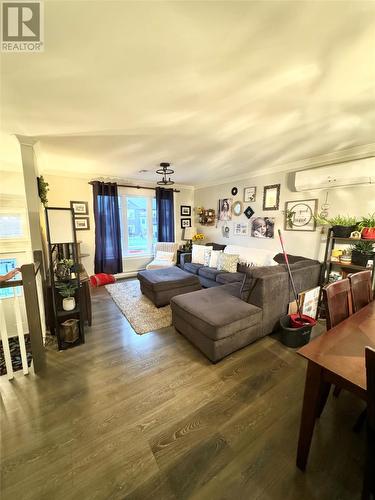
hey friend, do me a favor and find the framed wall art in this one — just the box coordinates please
[244,186,256,202]
[181,218,191,229]
[70,201,89,216]
[284,199,318,232]
[250,217,275,239]
[218,198,232,221]
[74,217,90,231]
[263,184,280,211]
[234,223,249,236]
[180,205,191,216]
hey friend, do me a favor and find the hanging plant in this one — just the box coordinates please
[37,176,49,206]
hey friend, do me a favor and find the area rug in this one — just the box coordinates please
[105,279,172,334]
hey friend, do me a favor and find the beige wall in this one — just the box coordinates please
[45,174,95,275]
[194,172,375,261]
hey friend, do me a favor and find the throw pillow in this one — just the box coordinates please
[209,250,222,268]
[192,244,213,265]
[155,250,174,262]
[203,248,212,267]
[217,253,239,273]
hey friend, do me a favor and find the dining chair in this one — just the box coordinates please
[322,278,353,330]
[318,279,353,408]
[349,270,373,313]
[362,346,375,500]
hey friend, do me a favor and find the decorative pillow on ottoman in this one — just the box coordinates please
[192,244,213,264]
[217,253,239,273]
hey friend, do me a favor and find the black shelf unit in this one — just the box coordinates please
[45,207,85,350]
[321,228,375,291]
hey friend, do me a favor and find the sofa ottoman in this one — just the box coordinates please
[137,267,201,307]
[171,284,262,362]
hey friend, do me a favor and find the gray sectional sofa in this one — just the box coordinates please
[171,247,321,362]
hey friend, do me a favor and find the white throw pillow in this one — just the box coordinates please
[155,250,174,262]
[192,245,213,265]
[203,248,212,267]
[209,250,222,268]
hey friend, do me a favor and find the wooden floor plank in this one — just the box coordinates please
[0,286,364,499]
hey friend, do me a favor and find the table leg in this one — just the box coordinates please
[296,361,329,471]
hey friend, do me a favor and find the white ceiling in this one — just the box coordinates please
[1,1,375,185]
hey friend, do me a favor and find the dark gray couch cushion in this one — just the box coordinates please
[183,262,204,275]
[206,242,227,251]
[216,272,245,284]
[198,267,225,280]
[273,253,317,265]
[171,286,261,341]
[137,267,199,291]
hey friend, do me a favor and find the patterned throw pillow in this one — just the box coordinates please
[203,248,212,267]
[192,245,213,264]
[217,253,239,273]
[209,250,222,268]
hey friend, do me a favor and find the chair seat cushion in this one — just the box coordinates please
[171,286,261,340]
[198,267,225,280]
[138,267,199,291]
[216,272,244,284]
[183,262,204,275]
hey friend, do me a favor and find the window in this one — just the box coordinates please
[0,258,21,299]
[119,194,157,256]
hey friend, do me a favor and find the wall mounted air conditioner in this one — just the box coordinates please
[293,158,375,192]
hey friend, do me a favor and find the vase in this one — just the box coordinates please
[331,225,357,238]
[361,227,375,240]
[62,297,75,311]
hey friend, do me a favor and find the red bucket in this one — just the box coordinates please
[289,314,317,329]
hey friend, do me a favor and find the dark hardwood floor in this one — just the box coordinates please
[1,287,365,499]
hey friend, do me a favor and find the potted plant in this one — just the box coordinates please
[55,259,74,280]
[314,214,358,238]
[351,240,374,267]
[358,213,375,239]
[56,282,78,311]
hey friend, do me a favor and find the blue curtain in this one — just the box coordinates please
[92,182,123,274]
[156,187,174,242]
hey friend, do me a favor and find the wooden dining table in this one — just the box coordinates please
[296,300,375,471]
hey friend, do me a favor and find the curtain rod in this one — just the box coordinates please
[88,181,180,193]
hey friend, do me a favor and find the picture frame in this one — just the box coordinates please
[218,198,232,221]
[70,201,89,216]
[180,205,191,216]
[250,217,275,239]
[244,186,256,203]
[74,217,90,231]
[284,199,318,232]
[263,184,280,211]
[181,218,191,229]
[234,223,249,236]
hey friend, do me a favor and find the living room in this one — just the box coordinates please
[1,1,375,499]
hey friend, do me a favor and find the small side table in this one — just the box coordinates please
[177,250,191,268]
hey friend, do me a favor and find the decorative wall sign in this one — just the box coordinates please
[244,186,256,202]
[231,187,238,196]
[70,201,89,215]
[181,218,191,229]
[234,223,249,236]
[244,206,255,219]
[250,217,275,239]
[180,205,191,216]
[218,198,232,221]
[263,184,280,211]
[74,217,90,231]
[284,199,318,232]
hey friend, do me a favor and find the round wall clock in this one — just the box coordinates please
[231,187,238,196]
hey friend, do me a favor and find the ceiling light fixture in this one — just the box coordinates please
[156,162,174,186]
